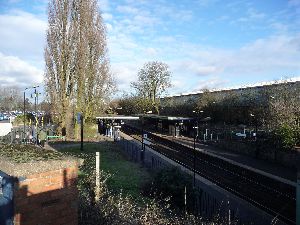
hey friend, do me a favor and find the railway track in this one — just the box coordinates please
[121,124,296,225]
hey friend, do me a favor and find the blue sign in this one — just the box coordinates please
[77,113,82,124]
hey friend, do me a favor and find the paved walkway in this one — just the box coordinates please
[156,133,297,183]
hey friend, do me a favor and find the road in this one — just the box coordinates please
[0,120,10,123]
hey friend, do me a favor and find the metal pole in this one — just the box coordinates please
[255,118,258,158]
[141,119,144,163]
[80,115,83,151]
[296,158,300,225]
[23,91,26,143]
[184,185,187,214]
[193,126,196,187]
[34,87,38,145]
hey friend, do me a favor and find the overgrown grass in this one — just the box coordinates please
[52,139,239,224]
[0,143,65,163]
[57,140,152,201]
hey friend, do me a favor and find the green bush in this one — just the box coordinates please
[13,113,35,125]
[274,124,300,150]
[142,167,198,212]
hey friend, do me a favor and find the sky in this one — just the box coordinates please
[0,0,299,98]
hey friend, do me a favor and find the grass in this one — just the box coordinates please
[56,140,152,201]
[0,143,65,163]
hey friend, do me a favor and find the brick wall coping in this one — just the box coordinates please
[0,157,83,177]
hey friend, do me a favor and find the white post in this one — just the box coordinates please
[297,168,300,225]
[210,133,213,141]
[228,200,231,225]
[95,152,100,202]
[184,186,187,214]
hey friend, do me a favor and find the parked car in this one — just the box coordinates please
[3,113,8,120]
[0,113,4,121]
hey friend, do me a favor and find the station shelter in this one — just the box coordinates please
[138,114,194,137]
[96,116,139,141]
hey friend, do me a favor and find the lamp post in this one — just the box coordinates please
[23,87,29,143]
[26,85,39,145]
[141,111,152,164]
[250,113,258,158]
[193,123,197,187]
[193,110,203,141]
[192,110,203,187]
[33,86,39,145]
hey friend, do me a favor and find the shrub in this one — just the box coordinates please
[273,124,300,150]
[142,167,198,213]
[13,113,35,125]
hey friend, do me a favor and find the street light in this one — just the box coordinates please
[141,111,152,164]
[192,123,198,187]
[23,87,30,143]
[24,85,39,145]
[192,110,203,139]
[250,113,259,158]
[192,110,203,187]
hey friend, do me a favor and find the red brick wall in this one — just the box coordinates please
[14,166,78,225]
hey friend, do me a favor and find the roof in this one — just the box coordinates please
[96,116,139,120]
[166,77,300,98]
[138,114,193,121]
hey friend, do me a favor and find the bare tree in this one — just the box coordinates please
[0,86,23,111]
[73,0,114,120]
[45,0,75,135]
[44,0,114,136]
[131,61,171,114]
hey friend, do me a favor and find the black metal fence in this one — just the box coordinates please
[118,137,253,225]
[0,125,57,145]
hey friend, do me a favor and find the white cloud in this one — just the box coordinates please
[193,77,228,91]
[102,13,113,21]
[0,10,47,62]
[116,5,139,15]
[0,52,43,88]
[98,0,110,12]
[0,10,45,89]
[176,61,221,76]
[109,32,300,95]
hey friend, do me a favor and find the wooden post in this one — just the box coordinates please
[95,152,100,202]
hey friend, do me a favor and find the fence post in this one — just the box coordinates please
[184,186,187,214]
[228,199,231,225]
[95,152,100,202]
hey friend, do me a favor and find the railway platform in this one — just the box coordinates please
[156,133,297,183]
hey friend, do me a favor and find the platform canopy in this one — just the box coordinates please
[137,114,193,121]
[96,115,139,120]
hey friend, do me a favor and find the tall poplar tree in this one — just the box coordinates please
[45,0,114,136]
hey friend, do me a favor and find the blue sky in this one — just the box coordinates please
[0,0,299,97]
